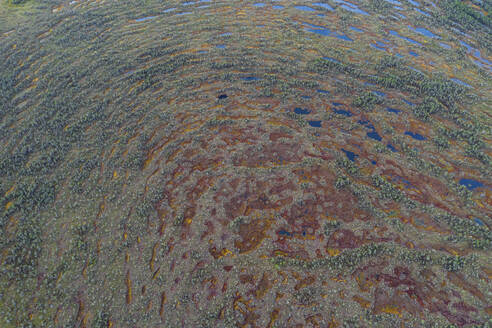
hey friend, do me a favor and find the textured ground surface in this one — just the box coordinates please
[0,0,491,327]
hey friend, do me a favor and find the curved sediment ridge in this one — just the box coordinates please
[0,0,491,327]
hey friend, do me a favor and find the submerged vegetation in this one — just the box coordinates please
[0,0,490,327]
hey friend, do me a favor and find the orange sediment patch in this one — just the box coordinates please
[149,242,158,271]
[326,248,340,256]
[353,295,371,308]
[4,185,15,196]
[159,291,166,319]
[379,305,402,317]
[126,270,132,304]
[267,309,279,328]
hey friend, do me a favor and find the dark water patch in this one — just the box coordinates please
[332,102,343,106]
[387,143,398,152]
[313,2,334,10]
[358,120,382,141]
[301,95,311,99]
[439,42,451,49]
[216,44,226,48]
[391,174,413,188]
[372,90,386,97]
[333,108,352,117]
[241,76,261,81]
[335,33,353,41]
[371,160,377,165]
[389,30,422,46]
[218,94,228,99]
[295,5,316,11]
[459,40,492,71]
[350,26,364,32]
[404,131,426,140]
[323,56,341,63]
[294,107,311,115]
[408,26,439,38]
[305,27,351,41]
[340,4,369,15]
[409,50,419,57]
[408,66,424,75]
[305,27,331,36]
[342,148,358,161]
[303,22,325,29]
[308,120,322,127]
[278,229,293,237]
[333,0,370,15]
[474,218,484,226]
[459,178,484,191]
[394,12,406,19]
[403,99,414,106]
[357,119,373,128]
[415,8,431,16]
[450,78,472,88]
[371,40,391,51]
[317,89,330,94]
[372,43,387,51]
[135,16,157,22]
[121,69,136,78]
[386,107,401,114]
[367,131,382,141]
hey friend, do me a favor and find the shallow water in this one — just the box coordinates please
[459,178,484,191]
[404,131,426,140]
[135,15,157,22]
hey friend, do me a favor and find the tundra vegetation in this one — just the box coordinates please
[0,0,491,327]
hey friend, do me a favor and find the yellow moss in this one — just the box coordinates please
[4,185,15,196]
[327,248,340,256]
[221,248,232,257]
[5,201,13,210]
[126,271,132,304]
[380,305,402,317]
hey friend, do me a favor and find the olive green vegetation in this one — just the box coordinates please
[441,0,492,30]
[309,54,491,167]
